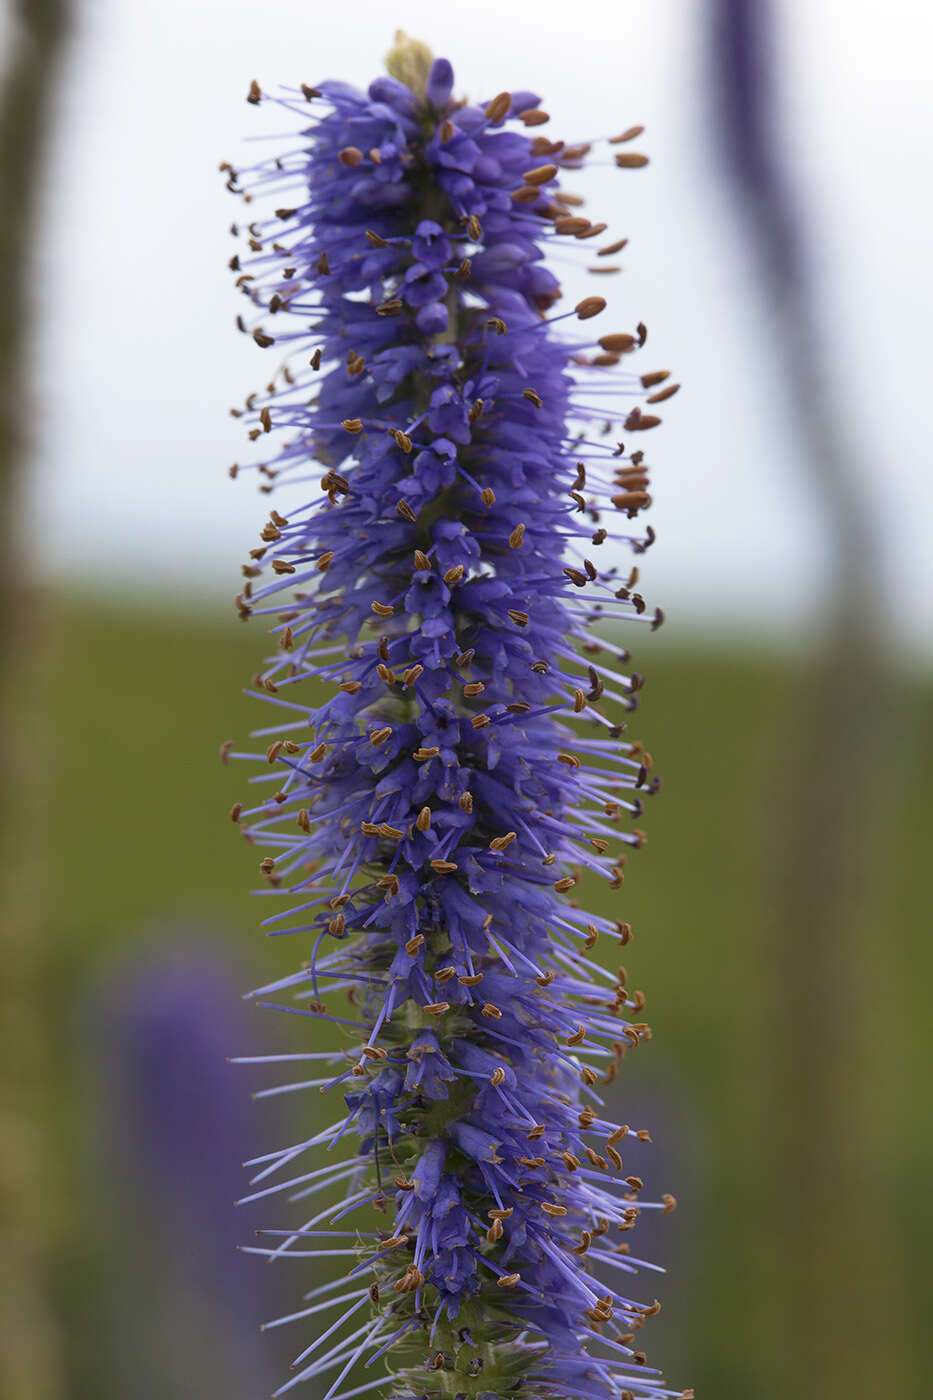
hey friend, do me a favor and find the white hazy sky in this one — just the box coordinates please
[20,0,933,649]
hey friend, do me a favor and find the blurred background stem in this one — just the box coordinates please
[1,3,72,1397]
[710,1,903,1392]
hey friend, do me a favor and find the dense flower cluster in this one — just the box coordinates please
[223,44,685,1400]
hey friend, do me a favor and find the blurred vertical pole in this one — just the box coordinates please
[0,3,72,1397]
[708,2,901,1397]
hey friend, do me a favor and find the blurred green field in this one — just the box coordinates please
[32,592,931,1399]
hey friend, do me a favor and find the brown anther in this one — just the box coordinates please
[341,418,363,434]
[519,1156,545,1168]
[422,1001,450,1017]
[458,792,473,813]
[640,370,670,389]
[393,1265,424,1293]
[403,665,424,687]
[377,664,396,684]
[338,146,363,167]
[508,609,529,627]
[511,184,541,204]
[219,740,234,765]
[429,860,458,874]
[338,680,361,694]
[366,229,388,247]
[405,934,424,956]
[246,79,261,104]
[439,118,455,143]
[468,399,484,423]
[555,216,591,235]
[486,317,507,336]
[615,152,649,168]
[536,970,555,987]
[413,549,431,571]
[229,802,243,823]
[522,388,542,407]
[566,1024,586,1047]
[455,257,472,279]
[540,1201,567,1217]
[259,857,275,875]
[379,823,404,840]
[434,966,456,982]
[575,296,606,320]
[647,382,680,404]
[413,746,439,761]
[396,500,417,523]
[376,299,403,316]
[662,1193,677,1213]
[486,1218,504,1243]
[463,681,485,698]
[557,752,580,770]
[309,348,322,370]
[581,1066,598,1086]
[485,91,512,123]
[607,1144,624,1171]
[496,1273,520,1288]
[598,238,629,257]
[554,876,577,893]
[370,601,394,618]
[586,1148,609,1171]
[509,523,526,548]
[610,124,645,143]
[394,1175,415,1192]
[443,564,464,585]
[599,333,636,352]
[308,743,327,763]
[612,490,652,513]
[467,214,483,241]
[520,108,550,125]
[488,832,517,852]
[252,328,276,350]
[369,726,392,747]
[522,163,558,186]
[481,487,496,506]
[490,1067,506,1086]
[471,714,491,731]
[487,1206,514,1220]
[481,1003,502,1019]
[563,1151,581,1172]
[265,741,283,764]
[377,874,400,896]
[316,251,330,276]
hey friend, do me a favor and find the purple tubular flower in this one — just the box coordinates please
[225,45,684,1400]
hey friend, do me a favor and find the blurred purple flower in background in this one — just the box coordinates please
[224,35,686,1400]
[92,936,289,1399]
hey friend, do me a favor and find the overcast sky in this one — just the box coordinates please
[21,0,933,651]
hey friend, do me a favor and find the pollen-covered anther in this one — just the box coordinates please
[443,564,464,585]
[393,1265,424,1293]
[508,523,526,548]
[481,1003,502,1019]
[369,726,392,746]
[522,388,543,407]
[414,746,440,761]
[229,802,242,823]
[557,752,581,770]
[423,1001,450,1016]
[471,714,491,730]
[370,601,394,618]
[341,417,363,434]
[415,806,432,832]
[508,609,529,627]
[489,832,517,851]
[541,1201,568,1217]
[259,857,275,875]
[663,1193,678,1213]
[403,665,424,687]
[566,1024,586,1047]
[463,681,485,697]
[490,1067,506,1086]
[429,859,458,874]
[405,934,424,955]
[361,1044,387,1061]
[486,317,507,335]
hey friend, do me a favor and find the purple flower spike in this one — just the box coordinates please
[224,42,685,1400]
